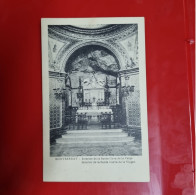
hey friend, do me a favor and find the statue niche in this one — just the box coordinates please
[83,74,105,107]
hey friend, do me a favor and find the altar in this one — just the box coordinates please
[73,74,116,124]
[76,106,113,123]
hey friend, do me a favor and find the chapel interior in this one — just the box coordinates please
[48,24,141,143]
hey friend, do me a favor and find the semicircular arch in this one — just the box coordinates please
[59,41,124,72]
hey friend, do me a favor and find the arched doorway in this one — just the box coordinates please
[63,45,125,129]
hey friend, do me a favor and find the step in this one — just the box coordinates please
[58,136,132,142]
[62,132,127,138]
[56,137,134,145]
[55,141,134,147]
[66,129,123,134]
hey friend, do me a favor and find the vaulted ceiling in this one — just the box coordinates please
[48,24,138,72]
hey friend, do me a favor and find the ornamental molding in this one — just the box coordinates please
[48,24,137,41]
[119,67,139,76]
[109,26,137,42]
[62,25,120,35]
[49,68,139,78]
[49,71,66,77]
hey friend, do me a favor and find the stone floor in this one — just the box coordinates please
[50,140,142,156]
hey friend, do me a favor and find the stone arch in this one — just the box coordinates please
[59,41,124,72]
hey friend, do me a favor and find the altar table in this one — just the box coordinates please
[76,107,113,123]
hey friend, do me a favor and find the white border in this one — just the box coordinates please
[41,17,149,182]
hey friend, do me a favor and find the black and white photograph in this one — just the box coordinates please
[42,18,149,182]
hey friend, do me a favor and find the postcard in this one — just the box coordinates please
[41,17,149,182]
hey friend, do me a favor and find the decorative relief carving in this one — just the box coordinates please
[110,25,137,42]
[48,24,138,72]
[106,39,129,68]
[48,24,137,41]
[55,40,79,71]
[109,31,138,69]
[48,36,71,71]
[49,39,79,72]
[49,28,71,43]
